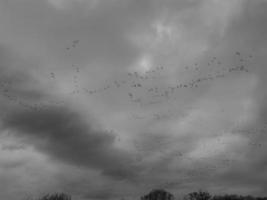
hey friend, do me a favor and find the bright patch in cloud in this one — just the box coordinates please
[133,55,153,74]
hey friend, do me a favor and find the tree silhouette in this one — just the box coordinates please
[37,193,71,200]
[185,190,211,200]
[141,189,174,200]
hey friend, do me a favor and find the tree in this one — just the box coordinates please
[141,189,174,200]
[185,190,211,200]
[37,193,71,200]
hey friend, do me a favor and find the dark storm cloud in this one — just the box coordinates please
[2,105,139,181]
[0,45,139,182]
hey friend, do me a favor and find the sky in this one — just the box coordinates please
[0,0,267,200]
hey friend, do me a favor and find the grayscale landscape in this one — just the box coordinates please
[0,1,266,200]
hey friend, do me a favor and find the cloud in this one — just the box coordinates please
[0,0,267,199]
[2,103,140,182]
[0,45,140,183]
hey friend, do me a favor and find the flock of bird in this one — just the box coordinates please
[52,40,253,108]
[81,53,251,106]
[0,39,265,178]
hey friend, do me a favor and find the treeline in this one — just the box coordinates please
[141,189,267,200]
[184,190,267,200]
[212,194,267,200]
[34,193,71,200]
[30,190,267,200]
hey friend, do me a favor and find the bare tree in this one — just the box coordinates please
[141,189,174,200]
[37,193,71,200]
[184,190,211,200]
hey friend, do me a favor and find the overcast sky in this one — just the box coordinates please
[0,0,267,200]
